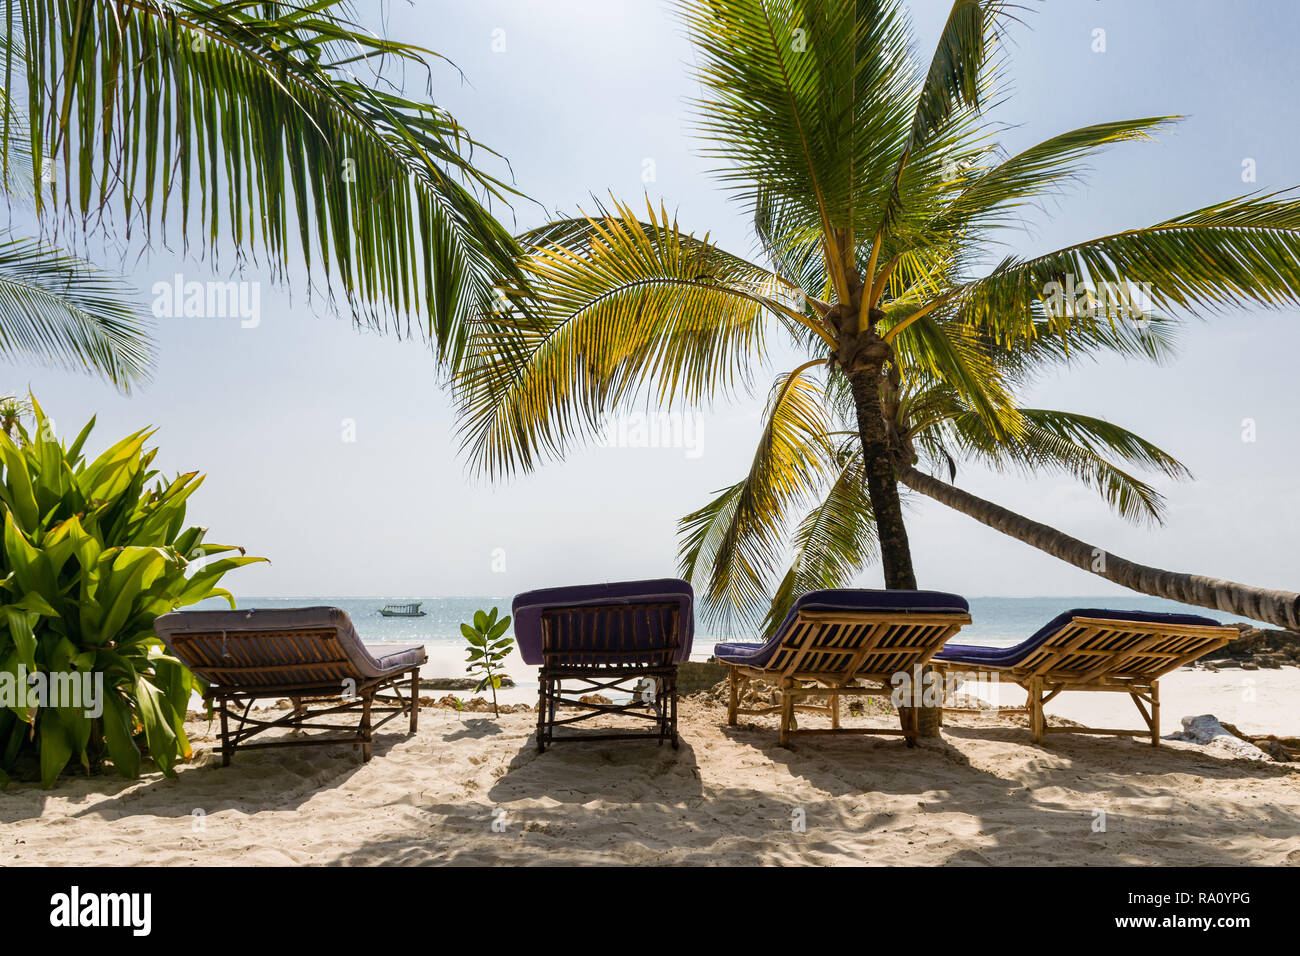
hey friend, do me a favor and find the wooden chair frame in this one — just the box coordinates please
[536,601,682,752]
[934,616,1236,745]
[723,610,972,747]
[208,671,420,765]
[167,627,421,765]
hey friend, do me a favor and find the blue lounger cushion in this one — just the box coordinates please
[713,589,970,669]
[933,607,1223,668]
[512,578,695,666]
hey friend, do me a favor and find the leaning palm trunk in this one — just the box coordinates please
[900,465,1300,631]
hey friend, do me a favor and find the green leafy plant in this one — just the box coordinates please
[461,608,513,718]
[0,399,266,787]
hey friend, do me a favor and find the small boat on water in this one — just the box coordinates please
[379,602,426,617]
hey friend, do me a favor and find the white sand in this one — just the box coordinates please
[3,669,1298,866]
[949,667,1300,736]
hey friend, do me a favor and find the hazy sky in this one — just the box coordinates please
[12,0,1300,601]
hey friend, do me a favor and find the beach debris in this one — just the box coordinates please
[421,694,530,714]
[421,676,516,690]
[688,677,779,709]
[688,677,898,716]
[1164,715,1271,761]
[548,693,614,712]
[1220,722,1300,762]
[1201,624,1300,670]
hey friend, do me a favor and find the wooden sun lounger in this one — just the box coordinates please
[513,579,694,752]
[154,607,427,765]
[932,610,1237,745]
[714,590,972,747]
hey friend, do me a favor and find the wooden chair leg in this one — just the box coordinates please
[288,696,305,735]
[1028,677,1045,744]
[779,677,794,747]
[219,698,232,767]
[669,672,679,750]
[536,676,548,753]
[361,693,373,761]
[1151,681,1160,746]
[830,689,840,730]
[727,667,739,727]
[409,670,420,734]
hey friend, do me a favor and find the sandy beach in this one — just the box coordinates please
[3,669,1298,867]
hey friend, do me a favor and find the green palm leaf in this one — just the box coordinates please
[761,440,878,636]
[957,190,1300,346]
[0,230,151,391]
[678,0,917,294]
[934,117,1177,236]
[905,0,1007,155]
[678,364,834,633]
[930,399,1190,525]
[4,0,523,366]
[884,307,1020,439]
[456,200,809,477]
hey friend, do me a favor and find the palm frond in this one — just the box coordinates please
[678,0,917,290]
[760,440,878,636]
[678,365,834,634]
[934,116,1177,234]
[0,230,151,391]
[944,405,1190,524]
[884,307,1021,439]
[907,1,1008,153]
[873,0,1012,238]
[4,0,523,367]
[957,190,1300,346]
[455,200,794,477]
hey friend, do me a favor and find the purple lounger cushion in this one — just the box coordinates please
[511,578,695,666]
[934,607,1222,668]
[713,589,970,669]
[153,606,427,684]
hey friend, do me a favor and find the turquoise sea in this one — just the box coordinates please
[192,594,1251,656]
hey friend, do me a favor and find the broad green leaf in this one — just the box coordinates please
[0,431,39,528]
[134,676,179,776]
[101,691,141,779]
[38,710,72,788]
[0,607,38,671]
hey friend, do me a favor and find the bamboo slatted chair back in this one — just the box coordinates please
[165,627,359,692]
[154,606,426,696]
[1004,616,1236,684]
[764,610,971,682]
[540,601,682,669]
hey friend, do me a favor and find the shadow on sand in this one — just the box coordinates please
[333,717,1300,866]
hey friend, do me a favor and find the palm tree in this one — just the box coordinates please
[3,0,525,367]
[455,0,1300,614]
